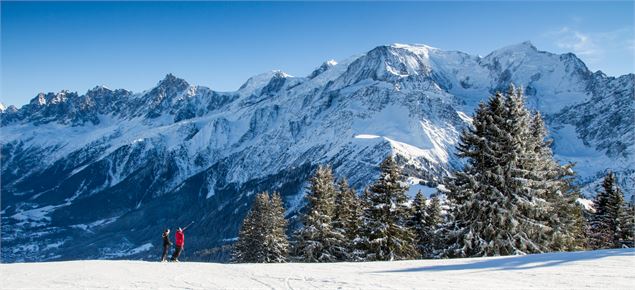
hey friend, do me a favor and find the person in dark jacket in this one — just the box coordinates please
[171,227,185,262]
[161,229,172,262]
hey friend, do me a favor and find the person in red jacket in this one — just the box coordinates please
[171,227,185,262]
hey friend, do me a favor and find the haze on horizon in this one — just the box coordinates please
[1,1,633,106]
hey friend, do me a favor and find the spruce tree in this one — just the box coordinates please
[352,188,373,261]
[422,195,442,258]
[292,165,347,262]
[410,191,427,258]
[233,192,269,263]
[444,87,570,257]
[527,113,587,251]
[548,164,588,251]
[619,202,635,248]
[359,156,418,261]
[589,172,629,249]
[233,192,289,263]
[333,178,362,260]
[263,192,289,262]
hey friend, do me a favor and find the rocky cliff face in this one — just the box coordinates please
[1,42,632,262]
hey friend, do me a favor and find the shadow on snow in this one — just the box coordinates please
[374,249,634,273]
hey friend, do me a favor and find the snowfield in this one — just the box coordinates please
[1,249,633,289]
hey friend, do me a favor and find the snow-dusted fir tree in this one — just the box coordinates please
[589,172,630,249]
[264,192,290,262]
[547,163,588,251]
[292,165,347,262]
[410,191,443,258]
[233,192,269,263]
[409,191,427,258]
[352,188,372,261]
[359,156,418,261]
[422,194,442,258]
[444,88,560,257]
[527,113,587,251]
[233,192,289,263]
[619,202,635,248]
[333,178,362,261]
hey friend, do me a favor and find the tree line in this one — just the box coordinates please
[232,87,634,263]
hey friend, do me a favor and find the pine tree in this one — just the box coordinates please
[589,172,629,249]
[359,155,418,261]
[619,202,635,248]
[422,194,442,257]
[233,192,289,263]
[233,192,269,263]
[292,165,347,262]
[352,188,373,261]
[264,192,290,262]
[333,178,362,261]
[527,113,587,251]
[410,191,427,258]
[444,87,566,257]
[547,164,588,251]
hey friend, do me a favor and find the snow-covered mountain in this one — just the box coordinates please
[1,42,633,262]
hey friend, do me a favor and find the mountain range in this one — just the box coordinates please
[1,41,633,262]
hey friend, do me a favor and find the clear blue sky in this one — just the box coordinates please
[2,1,633,106]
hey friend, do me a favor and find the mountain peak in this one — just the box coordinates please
[519,40,535,48]
[390,43,439,58]
[87,85,112,95]
[507,41,537,50]
[308,60,337,79]
[391,43,437,50]
[157,73,189,89]
[272,70,292,78]
[29,92,49,106]
[489,41,538,56]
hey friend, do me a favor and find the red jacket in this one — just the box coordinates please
[175,230,184,247]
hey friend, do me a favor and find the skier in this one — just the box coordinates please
[161,228,172,262]
[171,222,193,262]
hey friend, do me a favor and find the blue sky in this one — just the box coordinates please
[2,1,633,106]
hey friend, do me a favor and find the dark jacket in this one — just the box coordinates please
[162,232,172,247]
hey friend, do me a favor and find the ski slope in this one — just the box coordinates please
[1,249,633,289]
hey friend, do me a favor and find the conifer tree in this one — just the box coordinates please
[527,113,587,251]
[233,192,270,263]
[619,202,635,248]
[409,191,442,258]
[352,188,373,261]
[589,172,629,249]
[233,192,289,263]
[444,87,565,257]
[548,164,588,251]
[333,178,362,260]
[292,165,347,262]
[410,191,427,258]
[264,192,290,262]
[422,195,442,257]
[359,156,418,261]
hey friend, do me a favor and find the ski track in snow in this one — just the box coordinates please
[1,249,633,289]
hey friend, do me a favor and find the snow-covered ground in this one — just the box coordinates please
[1,249,633,289]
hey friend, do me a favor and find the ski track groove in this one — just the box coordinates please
[246,273,276,289]
[284,275,295,290]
